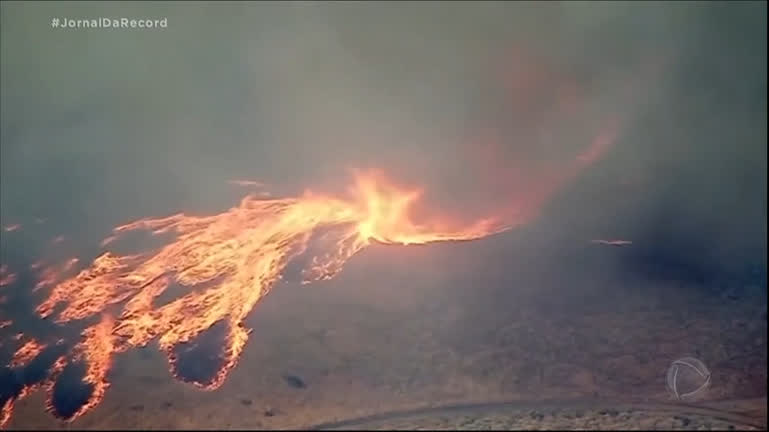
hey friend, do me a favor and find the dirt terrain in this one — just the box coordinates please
[5,243,767,430]
[311,399,768,430]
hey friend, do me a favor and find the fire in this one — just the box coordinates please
[0,41,653,427]
[1,170,515,425]
[1,65,621,424]
[65,315,116,421]
[1,355,67,430]
[1,146,613,426]
[32,258,79,293]
[42,357,68,417]
[9,339,47,368]
[1,338,50,429]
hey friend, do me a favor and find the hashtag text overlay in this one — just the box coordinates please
[51,17,168,30]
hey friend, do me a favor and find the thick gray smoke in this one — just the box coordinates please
[1,1,766,281]
[0,3,766,425]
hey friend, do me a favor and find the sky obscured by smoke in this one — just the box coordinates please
[1,1,766,280]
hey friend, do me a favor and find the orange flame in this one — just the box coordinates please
[17,170,512,420]
[0,43,650,427]
[2,146,614,425]
[1,338,50,429]
[9,339,47,369]
[0,400,11,429]
[64,315,116,421]
[43,357,68,417]
[1,355,67,429]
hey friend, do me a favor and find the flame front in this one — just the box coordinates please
[40,170,507,332]
[1,170,520,426]
[9,339,46,369]
[0,46,633,422]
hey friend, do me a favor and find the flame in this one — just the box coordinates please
[0,400,11,429]
[1,47,627,422]
[42,357,68,417]
[2,145,614,425]
[9,339,46,368]
[32,258,79,293]
[1,338,50,429]
[0,265,16,287]
[64,315,116,421]
[5,170,511,422]
[0,355,67,429]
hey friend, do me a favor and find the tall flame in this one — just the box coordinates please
[1,129,615,427]
[1,169,521,427]
[0,46,634,424]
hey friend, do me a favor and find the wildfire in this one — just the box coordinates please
[0,50,625,424]
[1,338,49,428]
[1,139,614,426]
[9,339,47,369]
[0,170,514,426]
[1,355,67,430]
[65,315,116,421]
[33,258,79,293]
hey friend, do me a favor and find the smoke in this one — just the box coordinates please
[0,2,766,425]
[1,2,765,318]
